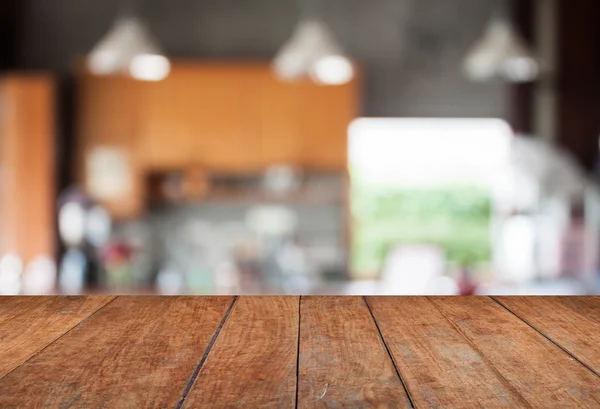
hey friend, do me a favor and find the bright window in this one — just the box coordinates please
[348,118,513,279]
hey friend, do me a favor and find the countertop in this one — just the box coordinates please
[0,296,598,408]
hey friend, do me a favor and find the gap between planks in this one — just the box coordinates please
[175,296,239,409]
[362,296,416,408]
[427,297,532,407]
[0,296,118,383]
[490,296,600,378]
[12,296,594,408]
[295,296,302,409]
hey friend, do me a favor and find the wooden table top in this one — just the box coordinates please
[0,296,598,408]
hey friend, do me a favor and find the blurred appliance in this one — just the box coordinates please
[57,188,112,293]
[492,136,593,284]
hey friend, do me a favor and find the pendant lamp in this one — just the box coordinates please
[273,3,354,86]
[463,17,539,83]
[88,7,170,82]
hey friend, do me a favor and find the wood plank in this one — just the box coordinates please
[0,296,113,378]
[298,297,411,408]
[182,296,299,408]
[367,297,530,408]
[427,297,600,407]
[0,296,233,408]
[367,297,600,408]
[494,296,600,374]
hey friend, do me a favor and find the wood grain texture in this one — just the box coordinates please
[429,297,600,408]
[0,296,233,408]
[1,296,598,408]
[298,297,411,408]
[367,297,532,408]
[0,296,113,378]
[182,296,299,408]
[494,296,600,374]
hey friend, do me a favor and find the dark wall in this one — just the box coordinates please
[17,0,508,118]
[556,0,600,170]
[509,0,535,135]
[0,2,25,70]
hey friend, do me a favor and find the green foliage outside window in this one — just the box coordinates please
[351,173,492,277]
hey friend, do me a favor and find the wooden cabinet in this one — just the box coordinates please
[76,74,145,219]
[256,70,359,170]
[138,64,265,172]
[76,62,359,218]
[138,71,191,169]
[297,80,358,170]
[258,75,303,167]
[0,75,55,264]
[185,64,262,172]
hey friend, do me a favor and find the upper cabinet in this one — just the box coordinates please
[137,68,192,170]
[76,73,145,219]
[258,73,304,167]
[186,64,263,172]
[297,78,359,170]
[76,61,359,217]
[256,69,359,170]
[138,64,263,172]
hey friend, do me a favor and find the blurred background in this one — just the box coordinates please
[1,0,599,295]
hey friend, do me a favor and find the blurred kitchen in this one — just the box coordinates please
[1,0,600,295]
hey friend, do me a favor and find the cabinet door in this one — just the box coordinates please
[138,69,192,170]
[184,65,261,173]
[77,74,144,219]
[298,80,358,170]
[257,71,358,171]
[258,74,303,167]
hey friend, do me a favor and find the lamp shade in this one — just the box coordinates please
[463,17,539,83]
[273,19,354,85]
[88,16,170,81]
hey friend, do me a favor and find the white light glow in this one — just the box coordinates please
[88,50,120,75]
[130,54,170,81]
[0,253,23,295]
[23,256,57,295]
[311,55,354,85]
[349,118,513,187]
[463,17,540,83]
[272,49,308,80]
[502,56,539,83]
[58,202,87,247]
[273,19,354,86]
[87,17,170,82]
